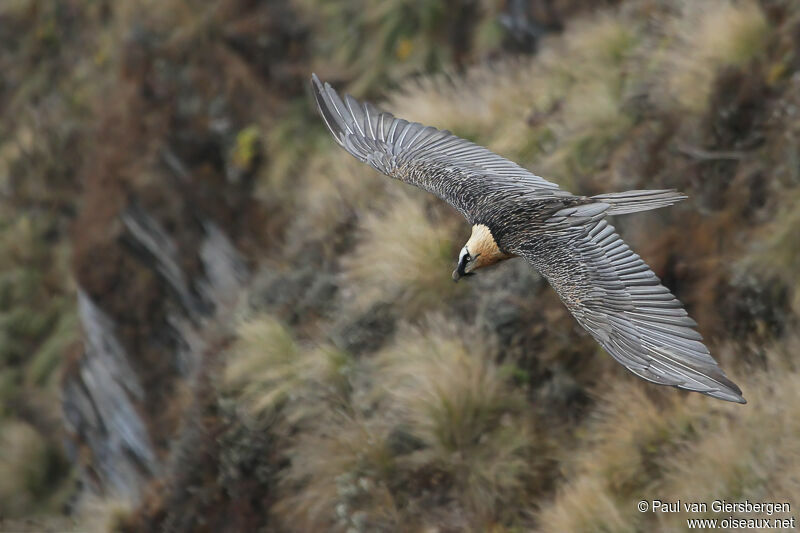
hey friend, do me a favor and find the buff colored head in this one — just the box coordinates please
[452,224,513,281]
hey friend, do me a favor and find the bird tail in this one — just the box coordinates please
[592,189,687,215]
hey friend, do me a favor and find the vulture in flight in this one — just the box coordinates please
[311,74,744,404]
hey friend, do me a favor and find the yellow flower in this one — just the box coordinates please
[395,38,413,61]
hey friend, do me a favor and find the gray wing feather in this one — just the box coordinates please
[311,74,562,219]
[522,217,745,404]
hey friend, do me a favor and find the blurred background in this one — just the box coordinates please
[1,0,799,531]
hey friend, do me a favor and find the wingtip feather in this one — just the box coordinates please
[705,387,747,404]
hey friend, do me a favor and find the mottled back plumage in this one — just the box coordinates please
[311,74,744,404]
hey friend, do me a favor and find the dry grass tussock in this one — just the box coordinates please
[387,12,641,192]
[382,1,771,194]
[273,412,401,532]
[265,316,545,531]
[650,0,769,113]
[340,188,464,315]
[389,61,540,147]
[538,14,639,185]
[388,13,638,143]
[536,476,636,533]
[654,344,800,506]
[739,189,800,314]
[376,317,539,522]
[222,313,352,426]
[286,151,390,251]
[535,340,800,531]
[0,422,126,533]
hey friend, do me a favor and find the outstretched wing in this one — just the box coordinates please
[520,213,745,403]
[311,74,566,222]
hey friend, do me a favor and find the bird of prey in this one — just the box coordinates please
[310,74,745,404]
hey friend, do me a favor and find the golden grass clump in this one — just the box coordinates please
[535,341,800,531]
[653,0,769,113]
[223,313,352,425]
[274,413,401,532]
[376,317,537,524]
[0,421,49,514]
[651,346,800,525]
[390,71,498,144]
[389,12,642,193]
[341,188,463,314]
[271,317,542,531]
[389,60,562,180]
[260,101,329,199]
[533,15,640,188]
[286,150,389,251]
[533,379,721,531]
[562,13,638,68]
[554,14,639,137]
[532,380,712,531]
[536,477,635,533]
[389,60,546,142]
[561,382,706,496]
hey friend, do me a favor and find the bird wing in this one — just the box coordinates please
[519,209,745,403]
[311,74,565,221]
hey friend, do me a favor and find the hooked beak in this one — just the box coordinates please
[452,270,475,282]
[452,256,476,282]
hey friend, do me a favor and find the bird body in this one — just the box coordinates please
[311,74,745,404]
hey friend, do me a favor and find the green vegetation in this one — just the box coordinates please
[0,0,92,521]
[299,0,505,94]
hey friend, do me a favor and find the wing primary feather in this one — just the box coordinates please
[344,94,366,136]
[323,82,352,134]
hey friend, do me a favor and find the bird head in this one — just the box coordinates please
[452,224,513,282]
[452,246,478,281]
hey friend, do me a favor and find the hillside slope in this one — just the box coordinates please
[1,0,799,532]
